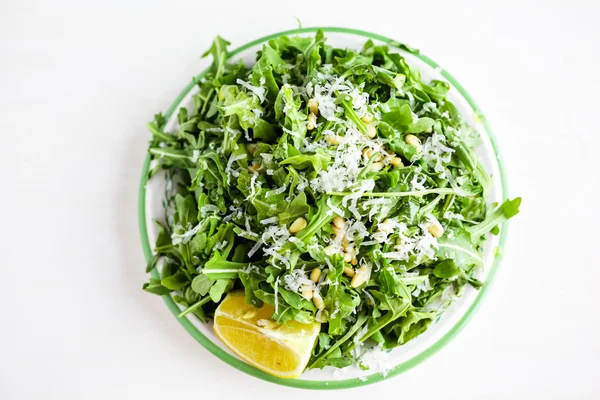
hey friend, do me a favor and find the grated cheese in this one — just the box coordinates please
[171,222,202,245]
[236,78,266,103]
[380,222,439,264]
[260,217,278,225]
[200,204,219,217]
[225,153,247,184]
[422,133,455,177]
[274,277,280,315]
[247,239,263,257]
[283,268,314,293]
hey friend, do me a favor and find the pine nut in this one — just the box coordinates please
[301,285,313,300]
[324,245,336,255]
[343,267,355,277]
[308,98,319,115]
[325,135,342,145]
[248,163,264,174]
[427,221,444,238]
[307,113,317,130]
[247,143,258,155]
[341,236,350,248]
[313,292,325,309]
[377,218,395,234]
[289,217,308,234]
[350,257,358,266]
[362,148,372,159]
[242,309,257,319]
[369,162,384,172]
[363,148,383,162]
[343,252,353,263]
[366,124,377,138]
[361,114,373,124]
[261,320,279,329]
[310,268,321,283]
[315,309,329,323]
[350,264,372,288]
[405,134,421,147]
[332,216,345,229]
[390,157,404,168]
[345,245,356,258]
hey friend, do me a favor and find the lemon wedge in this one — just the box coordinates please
[213,291,320,378]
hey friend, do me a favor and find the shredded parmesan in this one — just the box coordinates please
[171,223,202,245]
[236,77,266,103]
[422,133,455,177]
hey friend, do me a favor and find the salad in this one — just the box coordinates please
[143,30,520,377]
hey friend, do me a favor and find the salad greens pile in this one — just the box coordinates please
[143,30,521,371]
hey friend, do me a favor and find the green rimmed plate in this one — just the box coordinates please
[138,27,509,390]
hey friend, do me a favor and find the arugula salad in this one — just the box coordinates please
[143,30,520,372]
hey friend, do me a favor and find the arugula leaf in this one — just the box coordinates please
[382,104,414,132]
[407,117,435,134]
[191,274,214,296]
[209,279,234,303]
[468,197,522,238]
[202,36,230,80]
[280,149,330,171]
[142,278,172,295]
[203,251,250,280]
[392,310,436,345]
[143,32,522,374]
[436,233,483,268]
[433,260,460,279]
[161,270,189,290]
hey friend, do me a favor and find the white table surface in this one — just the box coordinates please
[2,0,599,398]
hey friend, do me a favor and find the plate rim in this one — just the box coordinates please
[137,26,510,390]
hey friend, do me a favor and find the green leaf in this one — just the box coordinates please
[468,197,522,237]
[203,251,249,280]
[407,117,434,134]
[278,287,303,309]
[252,48,280,103]
[191,274,214,296]
[352,290,411,346]
[148,147,194,169]
[174,194,198,228]
[142,278,172,295]
[161,270,189,290]
[338,95,368,134]
[421,80,450,102]
[433,260,460,279]
[394,310,435,345]
[239,270,265,308]
[382,104,413,132]
[378,267,406,297]
[253,118,276,141]
[209,279,234,303]
[374,68,405,90]
[309,313,369,369]
[280,149,330,171]
[280,84,307,148]
[436,234,483,268]
[202,36,231,79]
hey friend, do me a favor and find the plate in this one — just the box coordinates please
[138,27,509,389]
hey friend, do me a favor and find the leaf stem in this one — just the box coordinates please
[178,296,211,318]
[326,188,461,197]
[149,148,191,160]
[308,313,368,369]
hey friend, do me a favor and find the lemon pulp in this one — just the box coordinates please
[213,291,320,378]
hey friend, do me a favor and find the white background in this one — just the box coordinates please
[2,0,599,399]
